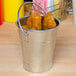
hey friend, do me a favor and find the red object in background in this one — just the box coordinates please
[0,0,2,25]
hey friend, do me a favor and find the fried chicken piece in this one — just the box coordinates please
[22,12,56,30]
[30,26,42,30]
[30,27,36,30]
[25,13,42,30]
[43,12,56,30]
[22,25,29,29]
[26,16,32,29]
[36,25,42,30]
[32,13,42,30]
[43,27,49,30]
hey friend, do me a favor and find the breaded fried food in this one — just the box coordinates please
[26,16,32,29]
[43,12,56,30]
[32,13,41,30]
[26,13,42,30]
[22,12,56,30]
[22,25,29,29]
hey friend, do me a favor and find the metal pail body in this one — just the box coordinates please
[16,16,60,73]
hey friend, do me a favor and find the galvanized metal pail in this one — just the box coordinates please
[17,2,60,73]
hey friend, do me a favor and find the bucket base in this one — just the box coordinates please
[23,63,53,73]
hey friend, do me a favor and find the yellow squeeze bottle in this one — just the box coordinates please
[3,0,24,22]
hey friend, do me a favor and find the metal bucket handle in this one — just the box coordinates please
[18,2,47,35]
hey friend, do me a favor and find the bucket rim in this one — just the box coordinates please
[16,15,60,32]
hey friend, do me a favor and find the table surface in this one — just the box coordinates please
[0,15,76,76]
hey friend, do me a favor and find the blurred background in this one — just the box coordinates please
[0,0,73,25]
